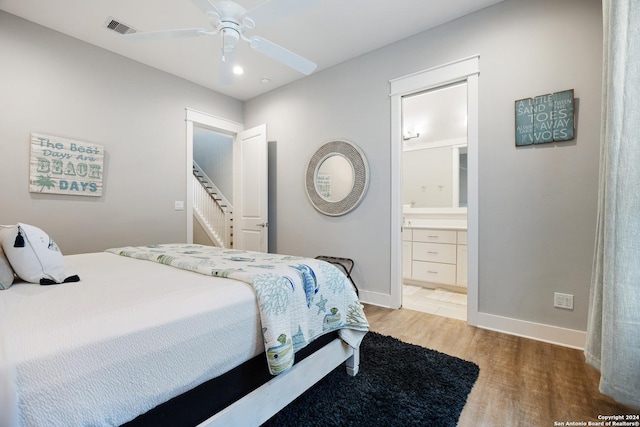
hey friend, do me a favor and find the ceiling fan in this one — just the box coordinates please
[123,0,319,85]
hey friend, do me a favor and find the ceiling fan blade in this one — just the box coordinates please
[243,0,322,29]
[218,49,237,86]
[190,0,221,16]
[249,36,317,75]
[123,28,215,40]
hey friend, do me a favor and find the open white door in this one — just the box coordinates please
[235,124,268,252]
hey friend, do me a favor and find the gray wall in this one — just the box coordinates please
[0,11,243,254]
[193,127,234,203]
[244,0,602,331]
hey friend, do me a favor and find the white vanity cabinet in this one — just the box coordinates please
[404,227,467,289]
[403,229,413,278]
[456,231,468,287]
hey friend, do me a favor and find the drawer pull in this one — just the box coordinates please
[427,251,439,255]
[428,235,439,238]
[427,271,438,274]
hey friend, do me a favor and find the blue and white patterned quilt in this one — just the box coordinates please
[106,244,369,375]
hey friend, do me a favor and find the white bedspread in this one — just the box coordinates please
[0,252,263,427]
[107,244,369,375]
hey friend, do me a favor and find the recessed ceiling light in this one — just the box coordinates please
[233,66,244,75]
[261,77,271,84]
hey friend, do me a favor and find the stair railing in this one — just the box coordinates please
[192,162,233,248]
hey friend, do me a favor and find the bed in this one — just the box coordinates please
[0,237,368,426]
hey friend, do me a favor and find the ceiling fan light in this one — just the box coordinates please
[221,27,240,51]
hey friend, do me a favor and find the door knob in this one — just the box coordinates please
[257,223,269,228]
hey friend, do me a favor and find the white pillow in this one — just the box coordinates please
[1,223,67,284]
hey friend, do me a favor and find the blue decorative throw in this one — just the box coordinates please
[107,244,369,375]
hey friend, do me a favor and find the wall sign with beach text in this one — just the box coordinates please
[29,133,104,197]
[515,89,575,146]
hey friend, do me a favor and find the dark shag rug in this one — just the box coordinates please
[262,332,480,427]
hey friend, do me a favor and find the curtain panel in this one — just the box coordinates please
[585,0,640,410]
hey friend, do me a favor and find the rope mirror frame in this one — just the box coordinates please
[305,140,369,216]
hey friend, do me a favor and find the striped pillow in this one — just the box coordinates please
[0,226,16,289]
[0,246,14,290]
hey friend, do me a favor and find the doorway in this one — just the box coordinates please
[185,111,269,252]
[400,82,468,320]
[389,56,479,326]
[192,126,234,247]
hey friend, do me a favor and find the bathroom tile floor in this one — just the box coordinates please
[402,284,467,321]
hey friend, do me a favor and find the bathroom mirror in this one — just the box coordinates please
[305,140,369,216]
[403,145,467,209]
[402,80,468,210]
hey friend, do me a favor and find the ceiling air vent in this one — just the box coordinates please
[104,17,137,35]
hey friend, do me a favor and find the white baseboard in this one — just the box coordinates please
[360,292,586,350]
[359,290,399,309]
[475,312,586,350]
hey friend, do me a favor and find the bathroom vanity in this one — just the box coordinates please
[403,222,467,290]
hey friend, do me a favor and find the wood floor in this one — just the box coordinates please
[363,304,638,426]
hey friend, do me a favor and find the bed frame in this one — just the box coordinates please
[204,338,359,426]
[124,333,360,426]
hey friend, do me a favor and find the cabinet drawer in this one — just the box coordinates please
[412,261,456,285]
[413,242,457,264]
[457,231,468,245]
[403,241,412,278]
[412,229,457,244]
[456,244,468,287]
[403,228,412,242]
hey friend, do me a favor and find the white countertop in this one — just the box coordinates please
[403,220,468,230]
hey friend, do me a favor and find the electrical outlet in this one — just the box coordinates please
[554,292,574,310]
[174,201,184,211]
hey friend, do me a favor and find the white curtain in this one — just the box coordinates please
[584,0,640,410]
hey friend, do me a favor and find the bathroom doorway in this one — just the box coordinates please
[400,82,468,321]
[389,55,479,326]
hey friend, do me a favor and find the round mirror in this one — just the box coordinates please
[315,154,354,202]
[305,140,369,216]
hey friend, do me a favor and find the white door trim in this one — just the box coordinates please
[185,108,244,244]
[389,55,480,326]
